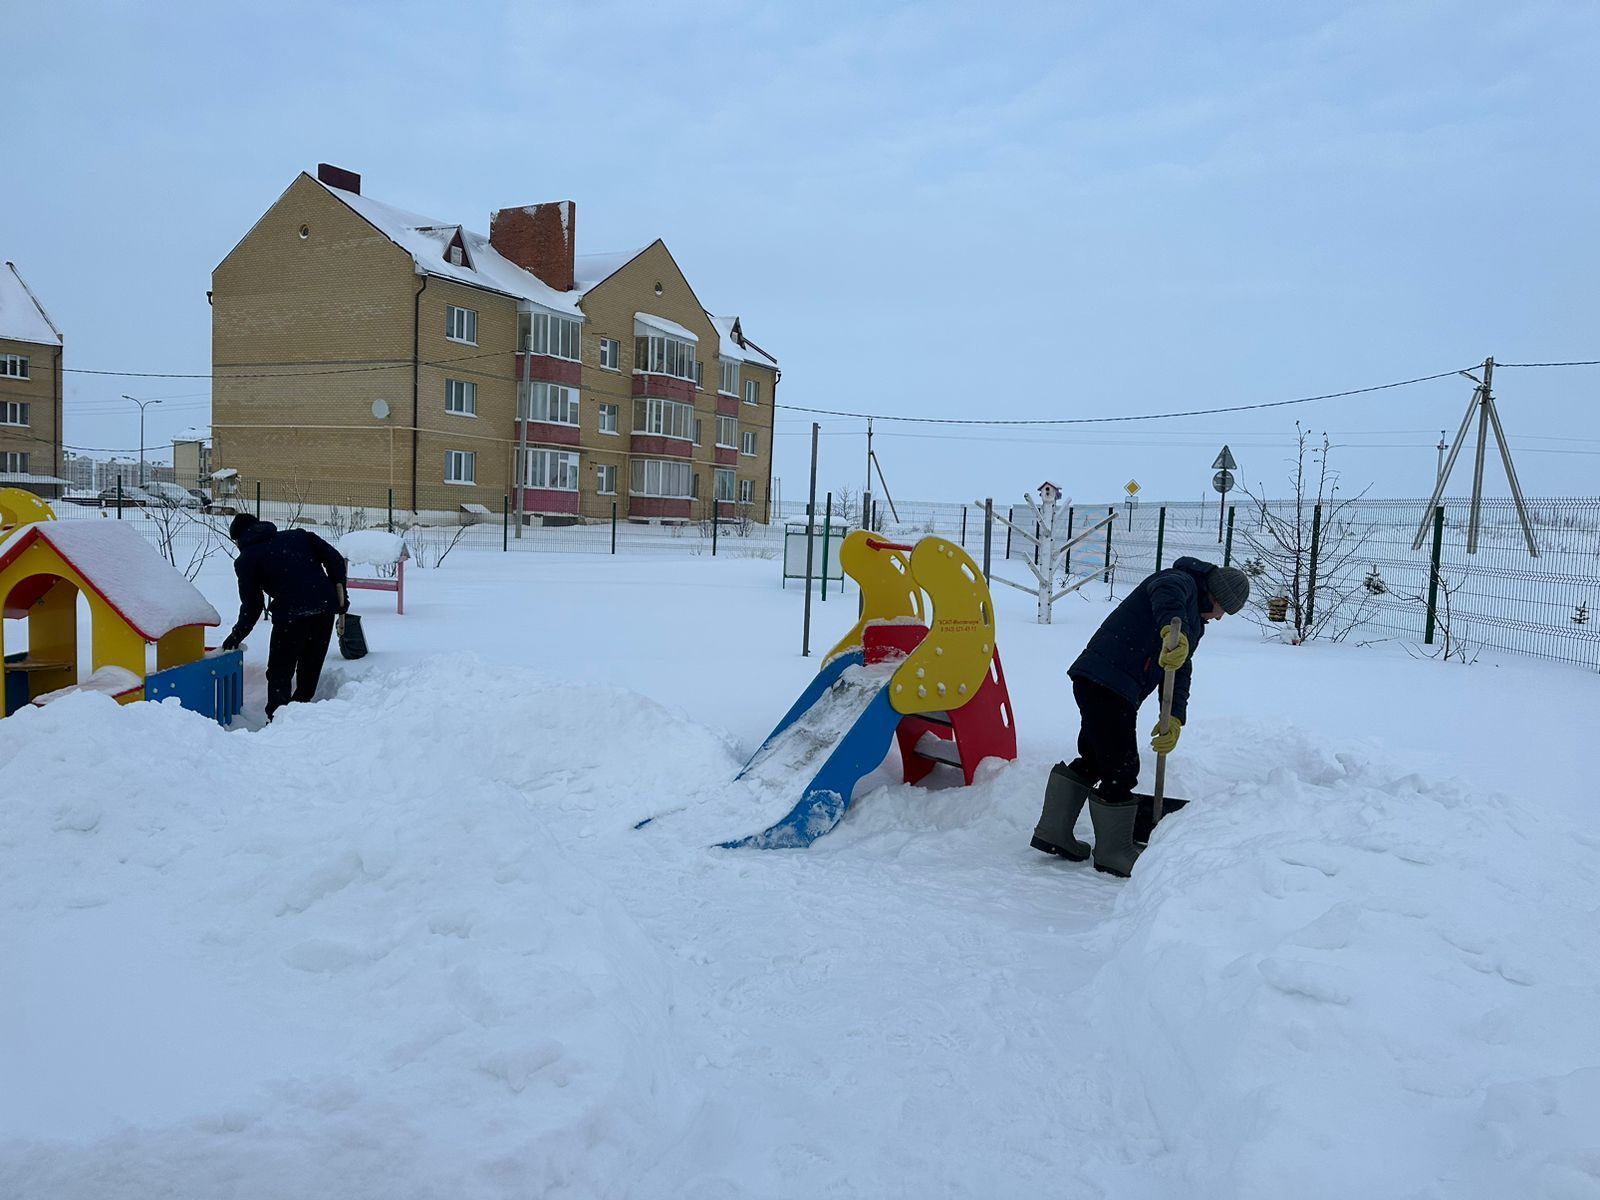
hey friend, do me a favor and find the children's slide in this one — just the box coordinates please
[718,650,905,849]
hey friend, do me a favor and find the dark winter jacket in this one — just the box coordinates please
[227,522,348,644]
[1068,556,1220,723]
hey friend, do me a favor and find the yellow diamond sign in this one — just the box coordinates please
[1124,479,1140,496]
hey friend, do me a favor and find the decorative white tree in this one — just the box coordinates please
[978,482,1116,624]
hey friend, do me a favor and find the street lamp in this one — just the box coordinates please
[123,394,163,487]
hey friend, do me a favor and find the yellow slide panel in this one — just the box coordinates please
[889,538,996,716]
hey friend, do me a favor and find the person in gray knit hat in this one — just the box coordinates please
[1030,557,1249,877]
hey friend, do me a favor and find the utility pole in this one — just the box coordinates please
[1412,357,1537,556]
[862,417,873,532]
[122,394,163,487]
[1436,430,1447,485]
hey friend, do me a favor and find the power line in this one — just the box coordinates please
[1497,359,1600,368]
[773,366,1472,427]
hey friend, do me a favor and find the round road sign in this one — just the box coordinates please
[1212,469,1234,494]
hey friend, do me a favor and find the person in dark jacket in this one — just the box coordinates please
[1030,556,1250,876]
[220,514,348,721]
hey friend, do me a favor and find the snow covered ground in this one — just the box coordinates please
[2,545,1595,1198]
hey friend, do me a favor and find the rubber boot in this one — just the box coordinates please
[1089,793,1142,878]
[1030,762,1092,861]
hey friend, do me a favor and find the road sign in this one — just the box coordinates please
[1213,470,1234,494]
[1212,445,1237,471]
[1124,479,1140,496]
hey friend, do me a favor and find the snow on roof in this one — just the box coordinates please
[0,262,63,346]
[573,248,648,291]
[0,473,72,487]
[173,426,211,443]
[708,315,778,368]
[0,520,221,638]
[315,180,585,318]
[635,312,699,342]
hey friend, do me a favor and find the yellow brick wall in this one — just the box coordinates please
[0,335,61,488]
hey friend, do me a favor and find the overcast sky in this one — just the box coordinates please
[4,0,1597,506]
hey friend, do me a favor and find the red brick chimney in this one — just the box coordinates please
[489,202,576,291]
[316,163,361,194]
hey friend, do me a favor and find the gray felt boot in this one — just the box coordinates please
[1030,762,1092,861]
[1089,793,1142,878]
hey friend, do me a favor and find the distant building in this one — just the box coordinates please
[172,427,212,488]
[211,164,778,523]
[0,261,65,498]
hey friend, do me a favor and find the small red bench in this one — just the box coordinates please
[342,539,409,615]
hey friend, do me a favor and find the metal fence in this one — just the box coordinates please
[40,479,1600,671]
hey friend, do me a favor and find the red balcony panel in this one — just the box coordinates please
[518,488,579,515]
[630,434,693,459]
[630,496,692,520]
[715,395,740,416]
[516,353,582,387]
[631,373,695,403]
[515,420,580,446]
[715,447,738,466]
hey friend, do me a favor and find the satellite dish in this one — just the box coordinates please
[371,399,391,420]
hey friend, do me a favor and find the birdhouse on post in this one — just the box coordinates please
[1037,481,1061,504]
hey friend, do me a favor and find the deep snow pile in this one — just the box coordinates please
[2,550,1597,1198]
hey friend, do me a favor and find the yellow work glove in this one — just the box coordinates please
[1157,630,1189,672]
[1150,716,1182,755]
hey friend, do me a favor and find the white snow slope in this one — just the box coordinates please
[1,550,1595,1199]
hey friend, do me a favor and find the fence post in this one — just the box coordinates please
[1103,506,1115,583]
[1155,506,1166,571]
[1305,502,1324,630]
[1006,506,1014,561]
[611,502,618,554]
[712,502,719,556]
[387,488,394,533]
[982,498,993,582]
[1424,504,1444,645]
[1224,506,1236,567]
[1064,507,1075,576]
[821,492,833,602]
[502,495,509,552]
[115,475,123,518]
[255,481,262,518]
[960,506,967,547]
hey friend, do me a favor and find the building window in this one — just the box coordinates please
[521,382,579,425]
[0,355,28,379]
[445,379,477,416]
[741,430,757,456]
[444,450,476,484]
[596,463,618,494]
[1,451,27,474]
[744,379,759,406]
[719,357,740,396]
[694,359,704,388]
[524,448,579,491]
[599,337,620,370]
[714,468,736,502]
[629,458,693,499]
[598,403,619,434]
[520,310,581,361]
[715,415,737,448]
[634,333,696,381]
[692,472,701,500]
[0,401,28,426]
[693,417,703,446]
[738,478,754,505]
[632,396,695,441]
[446,305,477,345]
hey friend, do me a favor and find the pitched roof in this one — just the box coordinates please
[0,520,221,638]
[0,262,63,346]
[313,179,585,317]
[709,315,778,368]
[573,247,649,291]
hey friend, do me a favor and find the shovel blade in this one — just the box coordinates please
[1129,793,1189,846]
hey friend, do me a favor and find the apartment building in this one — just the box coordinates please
[211,164,778,523]
[0,261,64,498]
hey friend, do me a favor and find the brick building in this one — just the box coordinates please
[211,165,778,523]
[0,261,65,498]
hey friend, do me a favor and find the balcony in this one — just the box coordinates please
[515,419,580,447]
[516,487,579,516]
[629,433,692,458]
[628,495,691,521]
[632,372,694,404]
[515,351,581,388]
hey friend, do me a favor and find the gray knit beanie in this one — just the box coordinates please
[1207,566,1251,614]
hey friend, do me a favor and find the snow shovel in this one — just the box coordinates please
[337,612,368,660]
[1128,618,1188,845]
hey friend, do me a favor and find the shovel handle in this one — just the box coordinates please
[1151,618,1183,822]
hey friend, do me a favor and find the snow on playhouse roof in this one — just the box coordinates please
[314,179,586,318]
[0,520,221,639]
[0,261,63,346]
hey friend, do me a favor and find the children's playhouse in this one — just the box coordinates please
[0,489,242,724]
